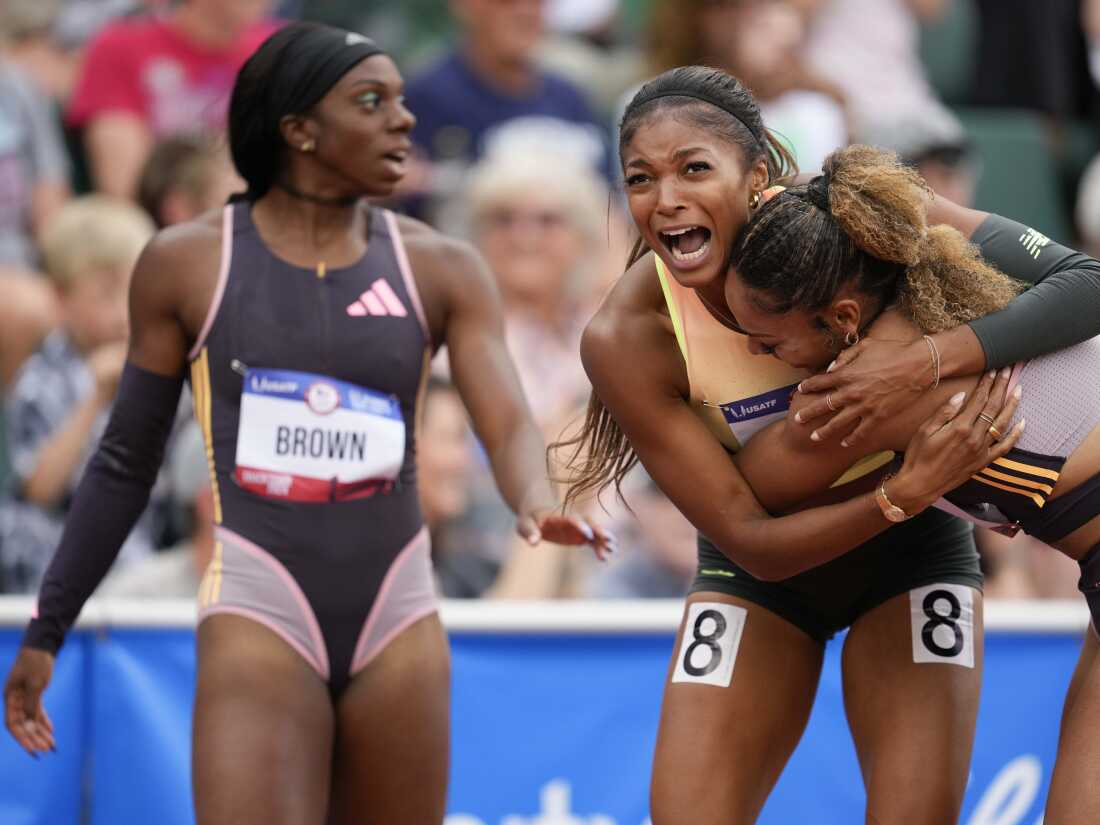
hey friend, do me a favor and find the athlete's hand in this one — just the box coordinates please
[793,336,933,448]
[517,509,619,562]
[888,369,1024,514]
[4,647,56,757]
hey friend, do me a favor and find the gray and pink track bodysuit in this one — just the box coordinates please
[188,201,436,696]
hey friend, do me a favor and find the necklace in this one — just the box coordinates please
[275,180,360,208]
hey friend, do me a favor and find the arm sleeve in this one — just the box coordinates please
[967,214,1100,368]
[22,363,184,654]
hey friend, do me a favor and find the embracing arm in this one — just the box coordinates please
[22,235,188,654]
[583,305,949,581]
[799,196,1100,444]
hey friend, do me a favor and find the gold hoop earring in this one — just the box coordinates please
[844,330,860,347]
[749,190,762,209]
[300,139,316,153]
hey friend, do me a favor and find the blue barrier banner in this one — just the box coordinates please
[89,630,196,825]
[0,623,1085,825]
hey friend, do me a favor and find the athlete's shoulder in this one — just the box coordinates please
[588,250,665,336]
[390,211,489,282]
[582,250,680,386]
[391,211,471,254]
[136,211,221,279]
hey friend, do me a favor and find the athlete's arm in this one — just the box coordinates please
[732,369,1020,516]
[19,231,193,654]
[797,196,1100,445]
[3,226,202,756]
[582,262,1018,581]
[429,236,612,553]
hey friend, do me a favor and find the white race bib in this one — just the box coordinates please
[234,368,405,502]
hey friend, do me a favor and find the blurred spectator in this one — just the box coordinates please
[0,15,72,269]
[418,378,497,597]
[970,0,1097,119]
[537,0,644,122]
[645,0,847,174]
[98,421,213,598]
[421,375,593,600]
[0,271,59,390]
[402,0,608,222]
[465,146,612,433]
[978,530,1082,600]
[586,470,695,598]
[803,0,957,141]
[0,0,80,103]
[1077,152,1100,257]
[137,135,243,227]
[863,101,978,206]
[0,196,157,593]
[67,0,277,199]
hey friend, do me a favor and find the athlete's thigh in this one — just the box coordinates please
[842,585,983,825]
[193,614,335,825]
[329,612,450,825]
[1045,629,1100,825]
[651,591,825,825]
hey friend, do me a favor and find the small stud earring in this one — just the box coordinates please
[301,139,316,153]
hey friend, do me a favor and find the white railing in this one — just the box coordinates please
[0,597,1089,634]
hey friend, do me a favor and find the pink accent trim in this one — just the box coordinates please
[361,289,386,316]
[383,210,430,342]
[357,605,439,675]
[347,301,367,317]
[372,278,408,317]
[350,526,435,672]
[215,526,330,678]
[933,497,1005,529]
[200,605,327,680]
[188,205,234,361]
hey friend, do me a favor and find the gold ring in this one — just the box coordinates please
[826,393,839,413]
[988,424,1003,441]
[978,412,996,426]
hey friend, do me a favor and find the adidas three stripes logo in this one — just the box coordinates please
[347,278,408,317]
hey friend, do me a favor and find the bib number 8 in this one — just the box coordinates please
[921,589,964,657]
[910,583,975,668]
[672,602,746,687]
[683,609,727,677]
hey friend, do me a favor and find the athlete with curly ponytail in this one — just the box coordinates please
[726,144,1100,824]
[553,65,1029,825]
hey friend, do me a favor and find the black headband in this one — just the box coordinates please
[633,88,762,145]
[280,27,386,114]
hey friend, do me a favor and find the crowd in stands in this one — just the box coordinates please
[2,0,1099,601]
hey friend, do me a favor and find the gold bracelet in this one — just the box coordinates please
[922,334,941,391]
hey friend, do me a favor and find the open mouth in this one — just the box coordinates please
[659,226,712,265]
[382,149,409,164]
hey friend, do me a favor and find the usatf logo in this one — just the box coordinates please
[1019,228,1051,260]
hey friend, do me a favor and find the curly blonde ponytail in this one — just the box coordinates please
[733,144,1024,334]
[899,224,1024,333]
